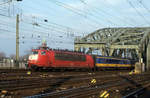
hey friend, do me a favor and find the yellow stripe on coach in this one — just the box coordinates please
[96,63,131,67]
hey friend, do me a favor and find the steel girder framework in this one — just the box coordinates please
[74,27,150,70]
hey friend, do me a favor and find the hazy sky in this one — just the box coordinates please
[0,0,150,56]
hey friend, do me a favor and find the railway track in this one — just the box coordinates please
[24,73,150,98]
[0,71,124,91]
[0,69,150,98]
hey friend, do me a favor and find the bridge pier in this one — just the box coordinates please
[146,42,150,71]
[109,48,114,56]
[100,48,105,56]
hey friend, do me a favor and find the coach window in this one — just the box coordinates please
[41,51,46,55]
[127,60,130,64]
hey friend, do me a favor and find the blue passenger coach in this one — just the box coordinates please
[95,56,135,69]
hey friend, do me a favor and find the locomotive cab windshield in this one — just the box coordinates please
[41,51,46,55]
[29,50,39,60]
[32,51,38,55]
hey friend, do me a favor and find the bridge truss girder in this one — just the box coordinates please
[75,27,150,70]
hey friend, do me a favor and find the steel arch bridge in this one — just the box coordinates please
[74,27,150,70]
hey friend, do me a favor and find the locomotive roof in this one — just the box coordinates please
[32,48,86,55]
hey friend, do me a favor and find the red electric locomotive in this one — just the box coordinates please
[27,45,94,70]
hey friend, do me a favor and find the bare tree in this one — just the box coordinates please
[9,54,16,59]
[21,54,29,62]
[0,52,6,61]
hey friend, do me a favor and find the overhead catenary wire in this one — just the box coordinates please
[19,1,84,34]
[0,18,74,46]
[46,0,105,27]
[137,0,150,14]
[1,0,149,37]
[98,0,138,26]
[26,15,82,33]
[0,14,74,37]
[23,17,73,33]
[126,0,150,25]
[0,1,18,17]
[21,0,99,32]
[1,2,150,51]
[79,0,116,26]
[26,0,98,31]
[0,16,75,38]
[21,20,70,35]
[79,0,118,26]
[50,0,146,28]
[79,0,138,26]
[0,27,72,46]
[22,15,87,36]
[0,20,54,42]
[0,0,12,6]
[0,1,73,54]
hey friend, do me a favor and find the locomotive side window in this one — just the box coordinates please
[41,51,46,55]
[32,51,38,55]
[55,52,86,61]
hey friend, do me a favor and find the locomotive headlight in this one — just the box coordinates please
[29,54,38,60]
